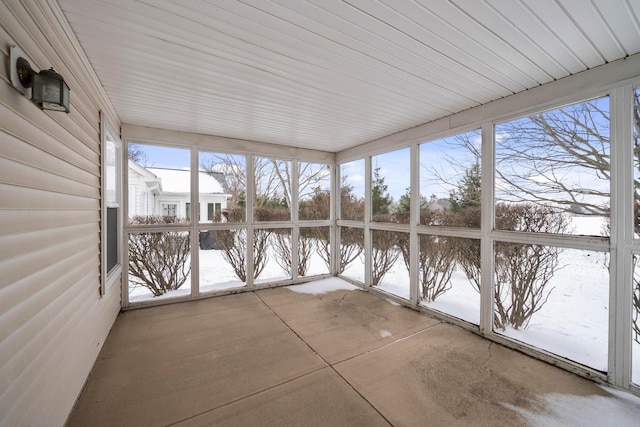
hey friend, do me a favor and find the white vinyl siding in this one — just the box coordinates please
[0,2,120,426]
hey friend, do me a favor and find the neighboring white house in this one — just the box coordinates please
[128,160,231,222]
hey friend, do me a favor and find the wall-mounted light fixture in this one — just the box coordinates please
[10,45,70,113]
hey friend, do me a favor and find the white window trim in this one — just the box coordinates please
[101,112,123,296]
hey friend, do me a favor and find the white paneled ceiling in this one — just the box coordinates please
[57,0,640,152]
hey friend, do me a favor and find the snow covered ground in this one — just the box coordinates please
[128,215,639,385]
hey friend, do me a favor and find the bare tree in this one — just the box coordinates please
[127,143,149,165]
[128,216,190,296]
[201,154,246,210]
[202,154,329,211]
[495,99,611,214]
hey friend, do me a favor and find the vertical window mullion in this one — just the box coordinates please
[191,146,199,297]
[364,156,372,289]
[480,122,495,335]
[246,154,255,289]
[409,143,420,306]
[610,85,635,388]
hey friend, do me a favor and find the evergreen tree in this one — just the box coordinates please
[396,187,427,213]
[449,162,481,213]
[372,166,392,216]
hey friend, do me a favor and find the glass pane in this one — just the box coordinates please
[194,151,238,223]
[128,230,191,302]
[199,151,244,223]
[340,160,365,221]
[300,227,331,276]
[299,162,331,220]
[494,244,609,371]
[418,235,480,325]
[199,228,247,292]
[633,254,640,386]
[634,89,640,238]
[372,230,409,300]
[420,129,481,227]
[254,157,291,222]
[372,148,410,222]
[105,134,118,206]
[495,97,610,236]
[255,228,291,283]
[127,143,191,223]
[339,226,364,282]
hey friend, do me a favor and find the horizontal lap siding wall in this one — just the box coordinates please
[0,1,120,426]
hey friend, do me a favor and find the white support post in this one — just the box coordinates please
[246,154,255,289]
[190,146,199,297]
[364,156,372,289]
[409,143,420,306]
[332,162,340,275]
[480,122,495,334]
[291,159,299,281]
[609,85,634,388]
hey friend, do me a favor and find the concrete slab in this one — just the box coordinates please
[257,286,440,364]
[66,293,326,427]
[335,322,612,427]
[175,367,391,426]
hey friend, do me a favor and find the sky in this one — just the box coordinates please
[131,94,612,208]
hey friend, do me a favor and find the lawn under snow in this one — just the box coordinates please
[507,386,640,426]
[128,215,639,385]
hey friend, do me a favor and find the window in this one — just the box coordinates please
[420,129,481,227]
[254,157,291,222]
[299,162,331,220]
[101,117,122,295]
[127,143,191,303]
[162,203,177,217]
[340,160,365,221]
[371,147,410,222]
[495,97,610,236]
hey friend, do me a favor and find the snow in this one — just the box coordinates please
[128,215,640,386]
[287,277,359,295]
[379,329,393,338]
[507,386,640,426]
[146,167,227,194]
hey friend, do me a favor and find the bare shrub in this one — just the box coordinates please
[417,234,457,301]
[493,203,569,330]
[339,226,364,274]
[447,207,483,293]
[397,210,460,302]
[449,203,569,329]
[371,220,401,286]
[634,257,640,344]
[128,216,190,296]
[300,190,332,271]
[271,229,316,277]
[210,228,269,282]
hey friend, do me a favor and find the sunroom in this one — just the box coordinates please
[2,1,640,426]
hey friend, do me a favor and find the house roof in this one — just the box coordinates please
[146,167,230,195]
[57,0,640,153]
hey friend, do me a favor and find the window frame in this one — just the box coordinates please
[101,113,123,296]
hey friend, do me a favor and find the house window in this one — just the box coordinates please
[162,203,177,217]
[207,203,222,221]
[101,117,122,295]
[186,202,190,220]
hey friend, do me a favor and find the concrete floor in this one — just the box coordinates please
[66,281,639,426]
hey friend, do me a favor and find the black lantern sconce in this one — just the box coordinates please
[10,45,70,113]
